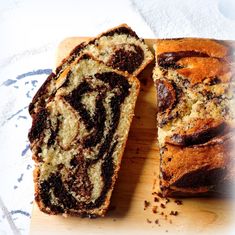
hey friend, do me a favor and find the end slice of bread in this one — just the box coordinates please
[29,54,140,216]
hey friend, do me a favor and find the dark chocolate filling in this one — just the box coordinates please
[157,51,210,69]
[172,167,226,188]
[156,80,176,113]
[28,108,48,143]
[107,44,144,73]
[84,96,106,148]
[39,173,78,213]
[169,122,227,147]
[86,141,118,209]
[47,120,60,147]
[65,81,94,130]
[66,156,93,200]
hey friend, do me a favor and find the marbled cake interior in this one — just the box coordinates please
[29,55,140,216]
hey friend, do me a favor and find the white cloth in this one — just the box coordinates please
[0,0,234,234]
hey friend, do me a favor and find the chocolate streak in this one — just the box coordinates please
[169,122,227,147]
[172,167,226,188]
[28,108,48,143]
[107,44,144,73]
[156,79,177,113]
[157,51,210,69]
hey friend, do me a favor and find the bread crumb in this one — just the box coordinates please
[174,199,183,205]
[165,198,170,204]
[152,206,158,214]
[154,197,159,202]
[170,210,178,216]
[144,200,150,210]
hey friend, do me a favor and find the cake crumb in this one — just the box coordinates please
[170,210,178,216]
[152,206,158,214]
[160,203,166,209]
[144,200,150,210]
[157,192,163,198]
[146,219,152,224]
[174,199,183,205]
[165,198,170,204]
[155,219,159,224]
[154,197,159,202]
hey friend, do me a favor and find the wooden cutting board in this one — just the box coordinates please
[30,38,235,235]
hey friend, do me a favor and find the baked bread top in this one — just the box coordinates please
[153,38,235,195]
[154,38,234,147]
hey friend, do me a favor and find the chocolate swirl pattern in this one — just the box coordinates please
[29,54,140,216]
[153,38,235,197]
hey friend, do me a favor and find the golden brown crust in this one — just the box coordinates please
[155,38,232,86]
[156,38,229,58]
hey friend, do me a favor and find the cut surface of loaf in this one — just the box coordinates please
[28,54,140,216]
[29,24,153,116]
[153,38,235,197]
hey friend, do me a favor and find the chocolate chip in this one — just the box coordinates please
[157,51,209,69]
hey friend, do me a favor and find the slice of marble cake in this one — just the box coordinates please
[28,54,140,216]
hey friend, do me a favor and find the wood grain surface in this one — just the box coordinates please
[30,38,235,235]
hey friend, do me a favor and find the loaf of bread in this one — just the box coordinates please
[29,24,153,116]
[153,38,235,196]
[28,53,140,216]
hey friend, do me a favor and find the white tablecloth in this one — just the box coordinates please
[0,0,234,234]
